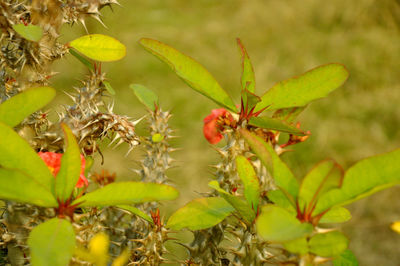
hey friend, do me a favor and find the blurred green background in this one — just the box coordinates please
[52,0,400,264]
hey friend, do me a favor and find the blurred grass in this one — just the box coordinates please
[51,0,400,264]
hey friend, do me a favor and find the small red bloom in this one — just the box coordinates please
[203,108,234,144]
[38,152,88,188]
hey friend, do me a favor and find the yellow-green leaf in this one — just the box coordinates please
[314,148,400,215]
[0,87,55,127]
[0,122,54,192]
[240,129,299,202]
[249,116,306,136]
[55,124,81,202]
[130,84,158,111]
[237,38,256,93]
[319,207,351,224]
[256,205,313,242]
[12,24,43,42]
[235,155,260,211]
[71,182,179,207]
[139,38,237,112]
[167,197,234,230]
[255,63,349,111]
[0,168,57,207]
[28,218,75,266]
[309,231,348,257]
[208,180,256,223]
[69,34,126,62]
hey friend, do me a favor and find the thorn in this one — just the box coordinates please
[91,14,108,28]
[125,145,135,157]
[108,133,120,146]
[79,18,89,34]
[63,91,76,101]
[131,116,145,126]
[113,138,125,149]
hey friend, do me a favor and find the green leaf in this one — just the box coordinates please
[333,250,359,266]
[314,148,400,215]
[256,205,313,242]
[249,116,306,136]
[69,48,94,70]
[272,106,307,123]
[0,122,54,192]
[240,129,299,201]
[0,87,56,127]
[69,34,126,62]
[319,207,351,224]
[267,190,296,213]
[241,89,261,113]
[139,38,237,112]
[255,63,349,111]
[235,155,260,210]
[102,81,116,95]
[12,24,43,42]
[28,218,75,266]
[237,38,256,93]
[55,124,81,202]
[299,160,343,213]
[309,231,348,257]
[130,84,158,111]
[0,168,57,207]
[167,197,234,230]
[283,237,309,255]
[72,182,179,207]
[117,205,153,224]
[208,181,255,223]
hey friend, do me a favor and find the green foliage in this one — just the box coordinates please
[167,197,234,230]
[69,34,126,62]
[28,218,75,266]
[299,159,343,214]
[139,38,237,112]
[0,122,54,192]
[314,148,400,215]
[333,250,359,266]
[272,106,306,123]
[103,81,116,95]
[55,124,82,202]
[69,49,94,70]
[208,180,255,223]
[0,87,55,127]
[71,182,179,207]
[256,205,313,242]
[283,231,349,257]
[241,89,261,112]
[309,231,348,257]
[248,116,306,135]
[237,38,256,93]
[283,237,309,255]
[130,84,159,111]
[12,24,43,42]
[235,155,260,210]
[240,129,299,201]
[267,190,296,213]
[319,207,351,224]
[117,205,153,224]
[255,63,349,111]
[0,168,57,207]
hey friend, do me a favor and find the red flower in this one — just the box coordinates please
[203,108,233,144]
[38,152,88,188]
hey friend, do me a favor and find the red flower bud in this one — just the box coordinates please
[38,152,88,188]
[203,108,233,144]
